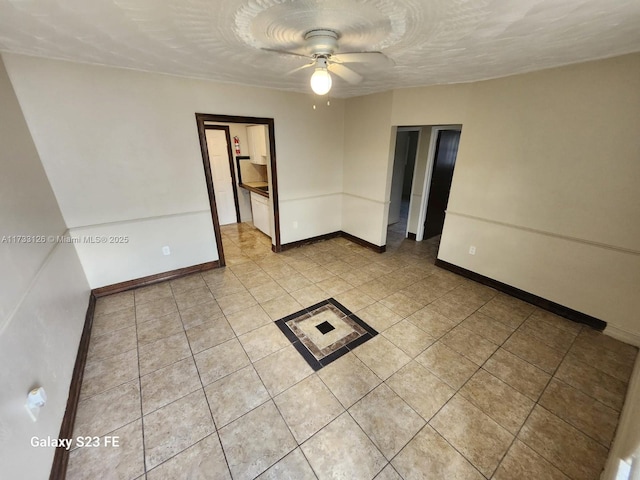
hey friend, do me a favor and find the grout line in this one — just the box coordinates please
[132,289,148,475]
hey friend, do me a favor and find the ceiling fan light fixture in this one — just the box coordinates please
[310,67,332,95]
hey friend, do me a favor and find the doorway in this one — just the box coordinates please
[423,129,461,239]
[195,113,281,267]
[387,128,420,247]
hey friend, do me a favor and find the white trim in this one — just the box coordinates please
[416,125,462,241]
[604,325,640,348]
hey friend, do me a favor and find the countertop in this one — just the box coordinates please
[240,181,269,198]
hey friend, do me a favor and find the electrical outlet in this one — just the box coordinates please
[469,246,476,255]
[162,246,171,256]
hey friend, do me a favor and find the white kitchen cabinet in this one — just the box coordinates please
[250,191,270,236]
[246,125,268,165]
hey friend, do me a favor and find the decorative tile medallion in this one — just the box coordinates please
[275,298,378,370]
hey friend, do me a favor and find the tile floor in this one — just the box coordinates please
[67,222,638,480]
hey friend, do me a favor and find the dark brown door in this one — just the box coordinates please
[424,130,460,239]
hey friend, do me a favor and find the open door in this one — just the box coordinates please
[204,127,240,225]
[424,130,460,239]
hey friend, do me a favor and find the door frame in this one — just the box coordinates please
[395,126,422,238]
[204,125,241,224]
[195,113,281,267]
[415,125,462,241]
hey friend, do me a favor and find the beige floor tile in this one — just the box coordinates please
[483,348,551,401]
[302,412,386,480]
[382,320,435,357]
[288,258,320,273]
[67,419,144,480]
[539,379,619,446]
[146,434,230,480]
[274,374,344,443]
[169,273,207,294]
[415,342,478,389]
[493,440,570,480]
[208,278,246,299]
[80,348,138,399]
[290,284,329,308]
[174,285,214,311]
[261,294,304,320]
[569,329,637,383]
[249,281,288,304]
[224,304,272,336]
[194,338,250,386]
[143,389,215,470]
[392,425,484,480]
[301,266,335,283]
[519,317,577,353]
[256,448,317,480]
[262,263,298,281]
[503,330,564,374]
[334,288,377,312]
[518,405,608,480]
[136,312,183,346]
[216,291,257,316]
[356,302,403,332]
[379,291,424,318]
[219,401,297,480]
[386,361,455,421]
[184,315,235,353]
[92,307,136,337]
[353,335,411,380]
[406,306,457,339]
[428,294,479,322]
[478,294,534,329]
[459,369,534,434]
[317,276,354,297]
[254,344,313,396]
[238,322,291,362]
[461,311,515,345]
[86,325,137,362]
[179,300,223,329]
[134,282,173,306]
[236,269,273,290]
[135,297,178,324]
[273,272,313,293]
[358,279,395,299]
[440,325,498,365]
[324,259,354,276]
[430,395,513,477]
[140,357,201,415]
[529,309,582,335]
[204,365,270,428]
[374,465,403,480]
[349,384,425,460]
[94,291,135,316]
[555,354,627,411]
[340,269,378,288]
[138,332,191,376]
[228,260,262,277]
[317,352,382,408]
[73,380,141,439]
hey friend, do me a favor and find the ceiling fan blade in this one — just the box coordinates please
[331,52,394,66]
[286,62,314,75]
[328,63,363,85]
[260,47,311,60]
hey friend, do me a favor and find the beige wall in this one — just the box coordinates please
[343,91,395,245]
[4,54,345,286]
[350,53,640,341]
[0,55,90,479]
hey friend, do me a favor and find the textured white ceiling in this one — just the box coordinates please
[0,0,639,97]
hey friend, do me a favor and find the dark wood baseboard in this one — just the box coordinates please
[92,261,220,297]
[49,294,96,480]
[407,232,417,241]
[435,259,607,331]
[278,231,386,254]
[51,260,223,478]
[279,232,342,251]
[340,231,386,253]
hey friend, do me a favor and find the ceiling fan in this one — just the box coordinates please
[263,29,394,95]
